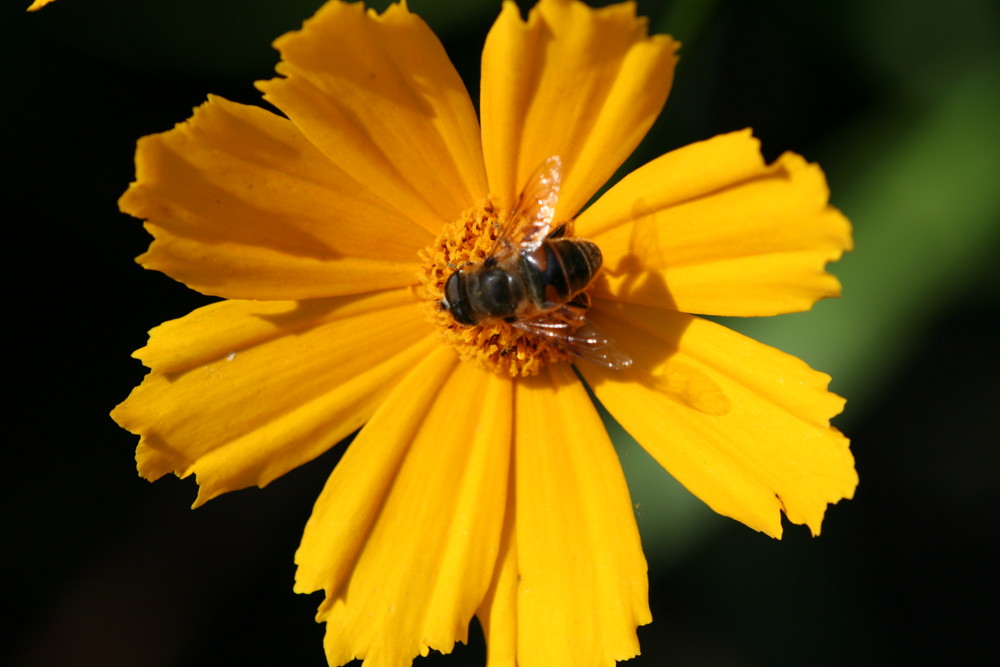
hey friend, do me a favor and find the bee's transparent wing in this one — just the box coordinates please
[513,312,633,370]
[490,155,562,258]
[514,155,562,252]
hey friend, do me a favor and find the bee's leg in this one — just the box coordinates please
[548,223,567,239]
[566,293,591,310]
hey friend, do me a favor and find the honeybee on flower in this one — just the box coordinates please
[440,155,631,369]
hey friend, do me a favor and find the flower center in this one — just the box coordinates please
[417,197,578,377]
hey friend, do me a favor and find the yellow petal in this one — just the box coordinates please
[120,96,428,300]
[481,363,650,666]
[112,289,435,506]
[581,300,857,537]
[295,347,512,667]
[577,130,852,316]
[257,1,488,233]
[26,0,55,10]
[477,508,518,667]
[481,0,679,217]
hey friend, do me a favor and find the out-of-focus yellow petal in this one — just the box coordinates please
[26,0,55,10]
[257,1,488,234]
[120,96,428,300]
[295,348,512,667]
[582,300,857,537]
[479,363,649,667]
[577,130,852,316]
[112,289,434,506]
[481,0,678,217]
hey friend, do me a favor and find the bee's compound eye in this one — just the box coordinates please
[443,271,476,325]
[440,273,455,311]
[442,272,460,311]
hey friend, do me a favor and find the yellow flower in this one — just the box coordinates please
[113,0,857,665]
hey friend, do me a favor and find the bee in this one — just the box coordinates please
[440,156,632,370]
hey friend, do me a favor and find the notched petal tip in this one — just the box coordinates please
[296,352,511,666]
[115,292,435,508]
[258,0,487,230]
[119,95,430,300]
[585,303,857,540]
[584,130,854,317]
[482,0,681,217]
[509,365,650,664]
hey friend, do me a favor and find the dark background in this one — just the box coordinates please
[6,0,998,665]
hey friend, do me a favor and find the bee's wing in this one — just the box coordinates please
[515,155,562,251]
[513,312,633,371]
[491,156,562,257]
